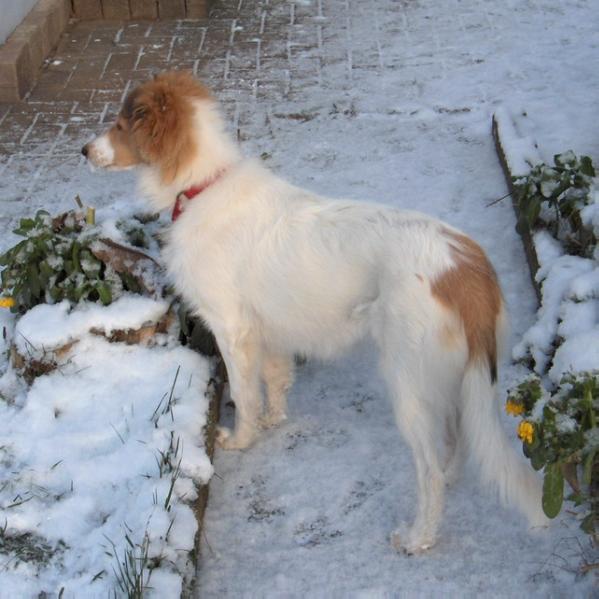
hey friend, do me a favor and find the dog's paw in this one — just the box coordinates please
[215,426,233,447]
[391,526,436,555]
[215,426,255,450]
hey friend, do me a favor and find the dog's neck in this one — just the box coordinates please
[138,99,241,212]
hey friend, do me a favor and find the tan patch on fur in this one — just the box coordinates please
[105,116,142,168]
[439,322,462,348]
[432,229,502,382]
[113,71,211,183]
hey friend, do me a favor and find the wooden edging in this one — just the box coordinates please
[491,114,542,304]
[184,357,224,598]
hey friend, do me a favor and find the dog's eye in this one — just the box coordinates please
[116,122,123,131]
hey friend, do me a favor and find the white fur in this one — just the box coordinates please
[113,96,547,552]
[139,101,241,212]
[88,133,115,168]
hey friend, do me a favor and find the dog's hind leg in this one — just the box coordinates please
[389,371,446,555]
[443,409,465,487]
[379,303,465,553]
[261,353,294,428]
[215,326,264,450]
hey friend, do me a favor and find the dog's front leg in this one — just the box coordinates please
[260,353,294,428]
[215,327,263,450]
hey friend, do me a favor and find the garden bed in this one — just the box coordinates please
[493,109,599,381]
[0,203,222,597]
[493,109,599,545]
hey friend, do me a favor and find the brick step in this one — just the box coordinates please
[73,0,210,20]
[0,0,211,102]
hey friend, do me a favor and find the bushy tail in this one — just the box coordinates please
[460,361,547,527]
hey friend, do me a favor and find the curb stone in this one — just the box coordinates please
[492,113,542,303]
[185,357,224,598]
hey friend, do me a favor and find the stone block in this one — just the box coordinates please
[0,0,72,100]
[130,0,158,19]
[158,0,186,19]
[102,0,131,19]
[72,0,103,19]
[0,36,35,100]
[186,0,209,19]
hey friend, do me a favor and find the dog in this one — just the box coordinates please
[82,71,546,554]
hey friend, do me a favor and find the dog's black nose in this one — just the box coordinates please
[81,145,88,157]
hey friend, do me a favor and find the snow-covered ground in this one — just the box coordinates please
[494,109,599,384]
[0,294,215,596]
[195,0,599,596]
[1,0,598,596]
[0,207,215,596]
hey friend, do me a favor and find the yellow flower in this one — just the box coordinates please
[518,421,534,444]
[0,297,15,309]
[505,399,524,417]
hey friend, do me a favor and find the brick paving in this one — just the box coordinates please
[3,0,579,237]
[2,0,513,237]
[0,0,365,234]
[1,0,597,240]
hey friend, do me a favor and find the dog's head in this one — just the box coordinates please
[82,71,211,184]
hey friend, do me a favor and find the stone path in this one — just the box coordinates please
[1,0,381,234]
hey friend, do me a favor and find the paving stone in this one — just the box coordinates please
[72,0,103,20]
[0,0,572,227]
[102,0,131,20]
[130,0,159,19]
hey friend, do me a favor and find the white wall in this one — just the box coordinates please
[0,0,39,45]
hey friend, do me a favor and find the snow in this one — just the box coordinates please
[550,332,599,384]
[14,296,170,355]
[581,193,599,252]
[512,230,596,376]
[569,266,599,301]
[493,108,542,177]
[1,0,598,595]
[0,309,15,359]
[508,188,598,384]
[197,0,599,595]
[0,292,213,596]
[497,94,599,385]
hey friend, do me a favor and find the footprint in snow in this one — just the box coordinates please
[293,516,343,547]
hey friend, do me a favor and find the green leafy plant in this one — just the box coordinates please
[506,372,599,538]
[0,210,158,314]
[513,150,596,257]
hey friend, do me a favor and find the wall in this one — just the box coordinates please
[0,0,39,45]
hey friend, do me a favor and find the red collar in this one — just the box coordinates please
[172,170,226,222]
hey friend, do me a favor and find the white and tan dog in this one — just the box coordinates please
[83,71,546,554]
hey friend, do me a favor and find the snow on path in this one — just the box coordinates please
[0,0,597,595]
[197,0,598,596]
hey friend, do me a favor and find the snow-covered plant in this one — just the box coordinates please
[104,529,152,598]
[513,151,596,257]
[506,372,598,538]
[0,209,158,313]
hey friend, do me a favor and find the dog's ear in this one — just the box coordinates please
[128,80,194,183]
[122,72,212,184]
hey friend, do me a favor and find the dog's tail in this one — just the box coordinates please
[459,311,547,528]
